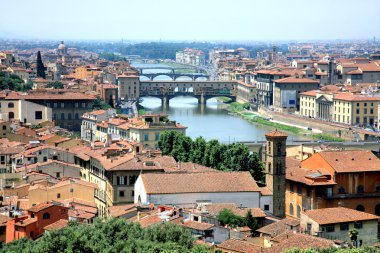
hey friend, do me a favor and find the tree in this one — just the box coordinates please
[217,209,245,228]
[92,97,111,110]
[245,210,259,236]
[247,152,265,182]
[47,81,64,89]
[158,131,182,155]
[0,71,31,92]
[171,134,193,162]
[348,229,359,247]
[190,136,206,164]
[36,51,46,79]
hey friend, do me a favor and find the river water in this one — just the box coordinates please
[134,63,300,143]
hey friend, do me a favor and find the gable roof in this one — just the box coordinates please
[304,207,379,225]
[217,238,262,253]
[257,218,300,237]
[275,77,319,84]
[141,171,260,194]
[315,150,380,173]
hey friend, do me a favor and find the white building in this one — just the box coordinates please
[176,48,205,66]
[80,110,109,142]
[134,171,263,208]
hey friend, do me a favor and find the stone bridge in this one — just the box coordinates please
[139,80,238,105]
[139,72,209,81]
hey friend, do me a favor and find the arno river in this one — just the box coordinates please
[135,63,300,143]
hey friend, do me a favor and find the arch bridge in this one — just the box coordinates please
[140,72,209,81]
[139,80,237,105]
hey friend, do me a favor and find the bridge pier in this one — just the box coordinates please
[198,94,206,105]
[162,95,170,107]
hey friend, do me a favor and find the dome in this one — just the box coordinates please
[58,41,66,50]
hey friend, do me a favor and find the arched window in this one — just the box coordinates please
[376,185,380,192]
[338,186,346,194]
[43,212,50,219]
[61,113,65,120]
[8,112,14,120]
[375,204,380,216]
[8,102,14,108]
[277,142,282,155]
[356,205,365,212]
[289,203,294,216]
[297,205,301,218]
[53,113,57,121]
[357,185,364,194]
[75,113,79,120]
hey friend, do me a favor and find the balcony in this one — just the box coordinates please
[324,192,380,199]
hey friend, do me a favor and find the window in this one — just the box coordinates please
[297,205,301,218]
[297,184,302,195]
[129,175,137,185]
[356,205,365,212]
[8,102,14,108]
[357,185,364,193]
[43,212,50,220]
[61,113,65,120]
[57,193,61,199]
[289,203,294,215]
[8,112,14,120]
[75,103,79,108]
[75,113,79,120]
[264,204,269,211]
[364,103,367,107]
[276,142,282,155]
[193,216,199,221]
[364,108,367,114]
[56,172,61,178]
[356,109,360,114]
[338,186,346,194]
[370,108,374,114]
[326,225,335,232]
[354,221,363,229]
[31,213,35,218]
[340,223,349,231]
[119,190,125,197]
[68,113,72,120]
[60,103,64,108]
[131,190,134,197]
[53,113,57,121]
[2,125,6,130]
[82,103,86,108]
[144,133,149,141]
[35,111,42,120]
[289,182,294,192]
[155,133,159,141]
[376,185,380,192]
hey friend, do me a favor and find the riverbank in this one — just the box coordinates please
[223,101,345,142]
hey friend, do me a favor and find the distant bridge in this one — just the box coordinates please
[139,80,238,105]
[140,72,209,81]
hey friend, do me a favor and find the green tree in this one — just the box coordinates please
[171,134,193,162]
[36,51,46,79]
[47,81,64,89]
[190,136,206,164]
[217,208,245,228]
[92,97,112,110]
[245,210,259,236]
[158,131,182,155]
[247,152,265,182]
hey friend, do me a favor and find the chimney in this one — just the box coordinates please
[137,211,140,221]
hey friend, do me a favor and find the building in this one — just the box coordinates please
[2,90,96,131]
[117,75,140,100]
[81,110,109,142]
[176,48,205,66]
[301,207,379,246]
[264,130,288,218]
[285,150,380,218]
[273,77,319,112]
[6,202,68,242]
[134,171,262,208]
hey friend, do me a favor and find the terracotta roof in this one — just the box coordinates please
[181,220,214,231]
[28,202,54,212]
[138,214,163,228]
[44,219,69,231]
[259,186,272,196]
[275,77,319,84]
[108,204,138,218]
[5,91,96,100]
[202,203,266,218]
[88,110,106,115]
[217,238,262,253]
[265,130,288,138]
[304,207,379,225]
[0,214,11,225]
[333,93,380,101]
[257,218,300,237]
[315,150,380,173]
[265,231,335,253]
[164,162,217,173]
[141,171,260,194]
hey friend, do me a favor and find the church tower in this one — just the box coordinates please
[265,130,287,218]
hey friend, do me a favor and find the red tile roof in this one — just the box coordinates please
[44,219,69,231]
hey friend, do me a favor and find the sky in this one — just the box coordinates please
[1,0,379,41]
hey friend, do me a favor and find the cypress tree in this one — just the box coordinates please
[36,51,46,79]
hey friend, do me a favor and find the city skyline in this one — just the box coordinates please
[1,0,380,41]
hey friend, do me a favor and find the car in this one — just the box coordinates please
[307,127,312,131]
[317,140,325,143]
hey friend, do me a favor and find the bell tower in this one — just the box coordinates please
[265,130,287,218]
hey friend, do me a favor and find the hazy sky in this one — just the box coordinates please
[1,0,379,41]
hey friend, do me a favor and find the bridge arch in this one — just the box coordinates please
[152,74,174,81]
[174,75,193,81]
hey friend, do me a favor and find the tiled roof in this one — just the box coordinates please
[28,202,54,213]
[108,204,138,218]
[0,214,11,225]
[217,238,262,253]
[181,220,214,231]
[304,207,379,225]
[141,171,260,194]
[44,219,68,231]
[265,130,288,138]
[264,231,335,253]
[333,93,380,101]
[315,150,380,173]
[5,91,96,100]
[275,77,319,84]
[257,218,300,236]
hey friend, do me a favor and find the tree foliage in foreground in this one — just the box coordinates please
[0,71,32,91]
[286,247,380,253]
[0,218,210,253]
[158,131,265,181]
[217,208,259,235]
